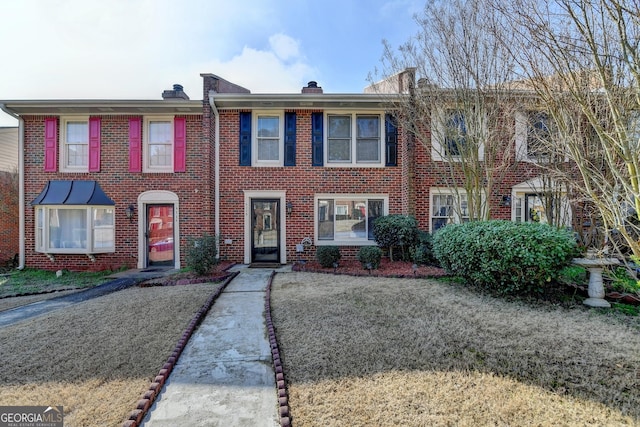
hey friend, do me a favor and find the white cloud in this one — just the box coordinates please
[269,34,301,61]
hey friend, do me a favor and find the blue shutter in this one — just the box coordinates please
[284,112,296,166]
[312,112,323,166]
[239,112,251,166]
[385,113,398,167]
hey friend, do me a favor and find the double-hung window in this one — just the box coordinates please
[254,112,283,165]
[430,190,470,231]
[62,118,88,171]
[35,206,115,254]
[316,195,387,244]
[444,111,467,156]
[326,113,382,166]
[145,118,173,172]
[515,110,554,161]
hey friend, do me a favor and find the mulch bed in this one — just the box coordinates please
[139,261,236,286]
[292,258,447,278]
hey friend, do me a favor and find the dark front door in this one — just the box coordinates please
[146,204,174,267]
[251,199,280,263]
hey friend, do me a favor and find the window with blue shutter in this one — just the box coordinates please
[239,112,251,166]
[312,112,324,166]
[385,113,398,167]
[284,112,296,166]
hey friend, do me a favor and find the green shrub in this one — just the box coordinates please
[372,215,420,261]
[410,230,439,266]
[432,220,578,295]
[316,246,341,268]
[186,234,219,275]
[357,246,383,270]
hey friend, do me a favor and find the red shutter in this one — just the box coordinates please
[44,118,58,172]
[174,117,186,172]
[129,117,142,172]
[88,117,101,172]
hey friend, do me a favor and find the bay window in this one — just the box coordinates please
[35,206,115,253]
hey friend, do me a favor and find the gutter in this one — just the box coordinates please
[208,94,221,257]
[0,104,25,269]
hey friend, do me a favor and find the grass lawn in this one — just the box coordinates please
[0,282,224,426]
[271,272,640,426]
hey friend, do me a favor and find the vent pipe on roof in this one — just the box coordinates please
[302,81,323,94]
[162,84,190,100]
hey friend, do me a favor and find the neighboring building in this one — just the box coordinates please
[0,72,573,271]
[0,127,19,264]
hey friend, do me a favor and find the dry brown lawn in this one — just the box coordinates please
[0,283,222,426]
[271,272,640,427]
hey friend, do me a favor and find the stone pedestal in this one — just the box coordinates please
[572,257,620,308]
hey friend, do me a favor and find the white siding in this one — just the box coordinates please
[0,127,18,172]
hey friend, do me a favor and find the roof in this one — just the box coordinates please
[209,93,404,110]
[31,180,115,206]
[0,100,203,117]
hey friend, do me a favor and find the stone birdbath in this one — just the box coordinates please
[572,256,621,308]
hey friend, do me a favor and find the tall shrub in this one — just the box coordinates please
[372,215,419,261]
[186,234,218,275]
[433,220,578,294]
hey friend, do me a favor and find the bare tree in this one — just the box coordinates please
[501,0,640,258]
[371,0,521,223]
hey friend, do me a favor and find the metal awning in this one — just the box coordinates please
[31,180,115,206]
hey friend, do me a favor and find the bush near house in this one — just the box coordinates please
[433,220,579,295]
[357,246,383,270]
[410,230,439,267]
[372,215,420,261]
[316,246,341,268]
[185,234,219,275]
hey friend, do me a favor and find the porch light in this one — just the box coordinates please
[286,201,293,216]
[125,204,135,222]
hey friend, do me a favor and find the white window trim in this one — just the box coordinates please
[429,187,480,232]
[511,177,572,226]
[314,193,389,246]
[243,190,287,264]
[137,190,181,269]
[35,205,115,254]
[60,116,90,173]
[252,111,284,167]
[431,107,485,162]
[324,111,385,167]
[143,116,174,173]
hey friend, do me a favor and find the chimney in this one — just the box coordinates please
[162,84,190,100]
[302,81,323,94]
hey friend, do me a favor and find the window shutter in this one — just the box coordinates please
[44,117,57,172]
[239,112,252,166]
[385,113,398,167]
[311,112,323,166]
[128,117,142,172]
[284,112,296,166]
[88,117,101,172]
[174,117,187,172]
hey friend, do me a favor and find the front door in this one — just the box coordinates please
[251,199,280,263]
[146,204,174,267]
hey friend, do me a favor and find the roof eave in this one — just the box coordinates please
[0,100,204,116]
[209,93,405,110]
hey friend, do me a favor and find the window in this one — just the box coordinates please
[35,206,115,254]
[515,111,554,161]
[316,195,387,244]
[432,108,484,161]
[326,113,382,166]
[145,118,173,172]
[62,118,89,171]
[254,112,283,165]
[430,190,470,231]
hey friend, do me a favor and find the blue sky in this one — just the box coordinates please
[0,0,423,127]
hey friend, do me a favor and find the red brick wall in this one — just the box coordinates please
[0,171,18,264]
[216,110,408,263]
[22,113,211,271]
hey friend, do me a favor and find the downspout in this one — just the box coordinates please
[0,104,25,269]
[208,93,220,256]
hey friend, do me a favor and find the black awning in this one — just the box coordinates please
[31,180,115,206]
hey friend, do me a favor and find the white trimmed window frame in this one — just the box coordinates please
[429,188,476,232]
[314,193,388,246]
[60,116,89,173]
[35,205,115,254]
[144,116,174,173]
[252,111,284,167]
[324,111,385,167]
[431,107,485,162]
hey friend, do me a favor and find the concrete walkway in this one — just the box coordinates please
[141,265,287,427]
